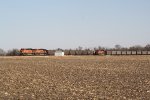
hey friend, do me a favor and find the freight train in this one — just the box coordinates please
[20,48,150,56]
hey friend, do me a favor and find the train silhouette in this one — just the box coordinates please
[20,48,150,56]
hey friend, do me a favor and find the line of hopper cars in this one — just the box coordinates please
[106,50,150,55]
[20,48,150,56]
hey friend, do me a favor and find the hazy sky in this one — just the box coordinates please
[0,0,150,50]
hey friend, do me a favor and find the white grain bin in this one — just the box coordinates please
[55,51,64,56]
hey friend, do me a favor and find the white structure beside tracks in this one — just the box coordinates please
[55,51,64,56]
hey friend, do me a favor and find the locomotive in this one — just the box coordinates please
[20,48,48,56]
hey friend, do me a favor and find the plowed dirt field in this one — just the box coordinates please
[0,56,150,99]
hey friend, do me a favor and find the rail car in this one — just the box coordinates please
[105,50,150,55]
[20,48,48,56]
[94,50,106,55]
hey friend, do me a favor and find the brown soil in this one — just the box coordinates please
[0,56,150,100]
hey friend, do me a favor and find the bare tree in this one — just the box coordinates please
[6,49,20,56]
[94,47,98,51]
[98,46,102,50]
[78,46,83,50]
[0,48,6,56]
[115,44,122,50]
[145,44,150,50]
[129,45,143,51]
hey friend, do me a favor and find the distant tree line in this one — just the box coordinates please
[0,44,150,56]
[48,47,94,55]
[111,44,150,51]
[0,49,20,56]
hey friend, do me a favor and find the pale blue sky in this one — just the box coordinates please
[0,0,150,50]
